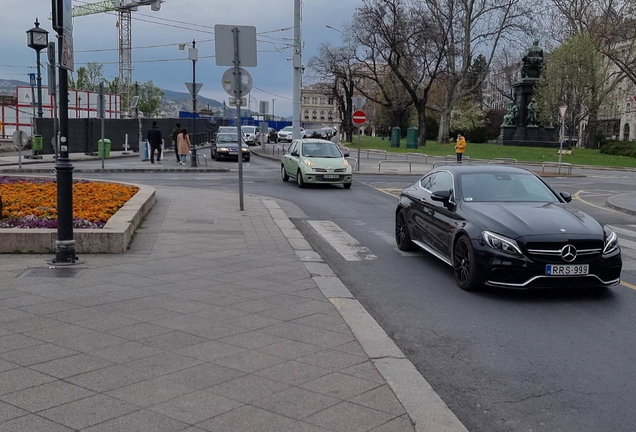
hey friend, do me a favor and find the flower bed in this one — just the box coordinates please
[0,176,139,229]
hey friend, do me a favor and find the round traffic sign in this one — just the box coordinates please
[352,110,367,126]
[221,67,253,97]
[12,130,28,148]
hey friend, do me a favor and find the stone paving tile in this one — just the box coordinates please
[217,330,284,349]
[332,341,368,358]
[82,409,188,432]
[0,334,44,353]
[339,362,386,384]
[278,422,334,432]
[0,343,77,367]
[137,330,209,351]
[0,359,19,374]
[29,353,114,379]
[0,401,28,423]
[291,313,350,334]
[229,298,281,313]
[253,386,341,420]
[211,349,287,373]
[304,401,396,432]
[163,363,245,390]
[196,405,295,432]
[176,340,245,362]
[255,360,331,386]
[124,352,203,376]
[149,390,243,424]
[22,322,97,343]
[293,328,355,349]
[87,341,164,364]
[106,322,173,340]
[218,312,280,330]
[74,315,141,331]
[56,332,130,353]
[300,372,381,400]
[207,374,290,403]
[105,376,194,407]
[0,414,75,432]
[369,415,415,432]
[256,339,323,360]
[0,315,62,333]
[350,386,408,417]
[296,349,365,372]
[64,364,151,393]
[39,394,139,430]
[0,368,57,395]
[0,380,95,412]
[0,294,54,308]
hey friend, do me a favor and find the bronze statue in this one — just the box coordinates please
[520,40,544,79]
[502,101,519,126]
[527,98,537,126]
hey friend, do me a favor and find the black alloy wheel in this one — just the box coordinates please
[297,170,306,188]
[395,209,417,251]
[281,165,289,182]
[453,235,480,291]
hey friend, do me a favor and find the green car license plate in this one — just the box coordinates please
[545,264,589,275]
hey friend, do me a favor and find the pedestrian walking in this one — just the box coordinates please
[177,128,191,165]
[455,132,466,163]
[146,121,163,164]
[171,122,181,162]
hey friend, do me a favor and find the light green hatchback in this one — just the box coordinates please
[281,139,353,189]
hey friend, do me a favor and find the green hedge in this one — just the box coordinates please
[599,140,636,157]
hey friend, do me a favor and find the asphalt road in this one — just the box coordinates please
[73,156,636,432]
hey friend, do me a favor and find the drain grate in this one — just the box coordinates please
[19,268,85,278]
[184,219,218,224]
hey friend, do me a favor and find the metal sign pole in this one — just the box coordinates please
[357,125,361,171]
[233,27,244,211]
[558,116,564,175]
[99,81,105,170]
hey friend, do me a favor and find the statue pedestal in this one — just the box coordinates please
[527,125,539,141]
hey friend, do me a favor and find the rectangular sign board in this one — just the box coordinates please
[214,25,257,67]
[229,97,247,107]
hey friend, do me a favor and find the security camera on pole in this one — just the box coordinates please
[215,24,257,211]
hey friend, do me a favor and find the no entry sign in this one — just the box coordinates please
[352,110,367,126]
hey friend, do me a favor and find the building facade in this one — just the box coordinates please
[300,84,339,129]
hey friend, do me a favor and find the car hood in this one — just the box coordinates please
[306,157,349,169]
[461,202,603,239]
[216,142,246,147]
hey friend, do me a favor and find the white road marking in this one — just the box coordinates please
[608,225,636,240]
[308,220,377,261]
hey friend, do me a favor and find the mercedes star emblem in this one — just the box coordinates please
[560,244,577,262]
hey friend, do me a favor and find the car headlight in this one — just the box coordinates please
[603,228,619,254]
[481,231,523,257]
[218,147,228,151]
[343,159,350,168]
[242,147,249,152]
[303,158,314,167]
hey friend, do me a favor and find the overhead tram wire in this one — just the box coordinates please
[252,86,293,101]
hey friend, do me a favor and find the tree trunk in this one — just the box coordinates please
[437,108,452,144]
[583,110,599,149]
[417,100,428,147]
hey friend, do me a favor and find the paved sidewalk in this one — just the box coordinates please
[0,186,467,432]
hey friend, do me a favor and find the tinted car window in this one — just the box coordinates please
[217,133,238,143]
[420,173,437,191]
[288,142,298,155]
[430,171,453,194]
[460,172,559,202]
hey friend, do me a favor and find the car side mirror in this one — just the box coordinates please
[560,191,572,202]
[431,190,451,202]
[291,151,298,157]
[343,152,350,158]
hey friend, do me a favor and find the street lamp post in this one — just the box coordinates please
[26,19,48,121]
[188,40,198,167]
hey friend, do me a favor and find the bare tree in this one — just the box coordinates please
[429,0,533,143]
[355,0,448,146]
[308,43,357,142]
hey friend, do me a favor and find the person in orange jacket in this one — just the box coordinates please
[455,133,466,163]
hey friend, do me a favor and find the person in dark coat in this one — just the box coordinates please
[171,122,181,162]
[146,121,163,164]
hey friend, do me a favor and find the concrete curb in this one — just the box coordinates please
[606,193,636,217]
[0,167,229,173]
[0,179,155,254]
[262,198,469,432]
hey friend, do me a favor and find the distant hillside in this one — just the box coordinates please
[0,79,29,95]
[162,89,223,108]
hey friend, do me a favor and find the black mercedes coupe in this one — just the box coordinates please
[395,165,622,291]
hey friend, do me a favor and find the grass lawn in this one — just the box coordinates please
[342,136,636,168]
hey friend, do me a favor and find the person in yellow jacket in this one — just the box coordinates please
[455,133,466,163]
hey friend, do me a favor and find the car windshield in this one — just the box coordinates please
[241,127,256,134]
[217,133,238,143]
[301,142,342,158]
[218,127,234,133]
[460,172,559,203]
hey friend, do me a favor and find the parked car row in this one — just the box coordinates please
[215,126,338,146]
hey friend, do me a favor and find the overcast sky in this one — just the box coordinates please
[3,0,360,116]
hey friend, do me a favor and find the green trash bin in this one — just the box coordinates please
[98,139,111,159]
[390,127,401,148]
[406,126,418,149]
[31,135,43,151]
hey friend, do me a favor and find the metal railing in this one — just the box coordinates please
[406,153,428,163]
[366,149,388,159]
[188,150,208,166]
[488,158,518,165]
[445,154,470,162]
[542,161,572,175]
[379,160,411,173]
[347,157,358,170]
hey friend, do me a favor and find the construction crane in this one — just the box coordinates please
[51,0,164,113]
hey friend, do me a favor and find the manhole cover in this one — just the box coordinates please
[19,268,85,278]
